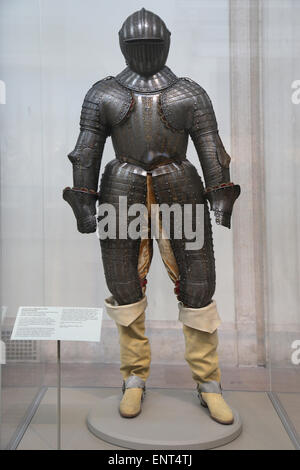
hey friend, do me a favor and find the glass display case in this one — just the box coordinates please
[0,0,299,450]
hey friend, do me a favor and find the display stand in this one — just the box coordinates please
[10,306,103,450]
[57,340,61,450]
[87,388,242,450]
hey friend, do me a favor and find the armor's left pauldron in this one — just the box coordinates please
[205,183,241,229]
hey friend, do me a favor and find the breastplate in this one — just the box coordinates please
[110,92,189,170]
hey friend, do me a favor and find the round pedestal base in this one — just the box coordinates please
[87,389,242,450]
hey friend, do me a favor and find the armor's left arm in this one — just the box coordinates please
[189,88,240,229]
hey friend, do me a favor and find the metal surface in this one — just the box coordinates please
[115,66,178,93]
[111,91,188,170]
[64,8,240,315]
[99,160,147,305]
[99,159,215,308]
[119,8,171,77]
[63,188,98,233]
[205,184,241,229]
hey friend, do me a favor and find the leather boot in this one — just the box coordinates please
[179,300,234,425]
[105,295,151,418]
[119,375,146,418]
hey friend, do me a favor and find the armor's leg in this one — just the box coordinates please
[99,161,152,417]
[152,161,233,424]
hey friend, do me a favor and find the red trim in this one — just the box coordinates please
[64,186,98,195]
[205,182,234,193]
[140,278,148,288]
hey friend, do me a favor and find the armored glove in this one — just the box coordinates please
[205,183,241,229]
[63,187,98,234]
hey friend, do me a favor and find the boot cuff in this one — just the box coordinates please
[105,296,147,326]
[178,300,221,333]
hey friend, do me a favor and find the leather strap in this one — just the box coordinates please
[197,380,222,395]
[122,375,146,393]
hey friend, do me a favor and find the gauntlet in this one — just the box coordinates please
[63,187,98,234]
[205,183,241,229]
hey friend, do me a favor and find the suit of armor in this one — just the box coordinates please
[64,9,240,424]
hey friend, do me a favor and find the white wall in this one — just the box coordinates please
[0,0,235,329]
[262,0,300,367]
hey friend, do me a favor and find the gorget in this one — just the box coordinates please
[115,66,178,93]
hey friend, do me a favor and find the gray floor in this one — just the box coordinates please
[17,387,295,450]
[0,387,41,450]
[278,393,300,438]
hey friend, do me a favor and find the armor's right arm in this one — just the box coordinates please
[63,84,108,233]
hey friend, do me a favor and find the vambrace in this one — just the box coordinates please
[68,127,106,192]
[68,82,108,191]
[191,130,231,187]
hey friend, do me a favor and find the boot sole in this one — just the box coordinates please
[119,408,142,419]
